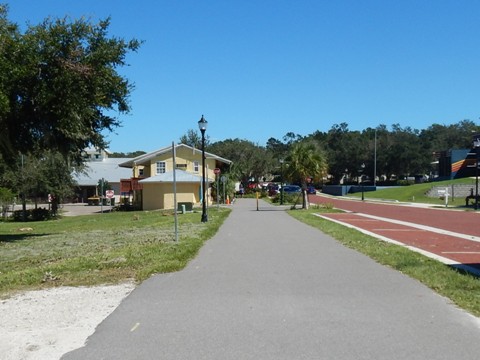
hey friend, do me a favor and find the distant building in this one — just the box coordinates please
[73,148,132,202]
[435,148,477,180]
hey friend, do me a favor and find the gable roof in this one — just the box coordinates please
[74,158,133,186]
[118,143,232,168]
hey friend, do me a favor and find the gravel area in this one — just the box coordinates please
[0,283,135,360]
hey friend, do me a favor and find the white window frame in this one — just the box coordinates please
[156,161,166,174]
[193,161,200,173]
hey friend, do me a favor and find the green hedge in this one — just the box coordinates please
[12,207,52,221]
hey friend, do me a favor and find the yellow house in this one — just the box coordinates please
[119,144,232,210]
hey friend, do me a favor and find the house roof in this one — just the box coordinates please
[118,143,232,168]
[139,170,214,183]
[74,158,133,186]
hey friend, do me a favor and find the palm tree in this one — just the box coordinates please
[285,141,328,209]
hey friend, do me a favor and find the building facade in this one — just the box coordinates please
[119,144,231,210]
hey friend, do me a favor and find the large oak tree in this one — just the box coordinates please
[0,5,141,165]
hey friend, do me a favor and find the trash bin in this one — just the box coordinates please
[177,202,193,212]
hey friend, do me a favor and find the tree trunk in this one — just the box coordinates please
[302,189,309,209]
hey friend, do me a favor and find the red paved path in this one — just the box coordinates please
[309,194,480,237]
[308,194,480,274]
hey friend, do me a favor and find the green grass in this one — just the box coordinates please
[0,208,230,298]
[350,177,477,206]
[289,205,480,317]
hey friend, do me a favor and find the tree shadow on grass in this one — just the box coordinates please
[450,263,480,278]
[0,233,50,243]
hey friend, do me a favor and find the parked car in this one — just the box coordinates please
[282,185,301,194]
[307,186,316,194]
[267,183,280,196]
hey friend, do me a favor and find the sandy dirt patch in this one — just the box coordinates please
[0,283,135,360]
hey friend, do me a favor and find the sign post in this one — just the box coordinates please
[214,168,221,208]
[437,188,448,207]
[106,190,114,212]
[221,175,227,204]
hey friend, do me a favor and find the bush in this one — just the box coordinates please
[12,207,52,221]
[397,179,414,186]
[240,189,266,198]
[271,192,302,204]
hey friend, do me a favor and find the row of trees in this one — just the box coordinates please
[181,119,480,191]
[0,6,140,208]
[313,120,479,183]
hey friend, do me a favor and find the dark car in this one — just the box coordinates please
[307,186,316,194]
[282,185,301,194]
[267,183,280,196]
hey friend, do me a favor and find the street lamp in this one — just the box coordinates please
[474,137,480,210]
[344,168,348,196]
[198,115,208,222]
[359,163,365,201]
[279,159,284,205]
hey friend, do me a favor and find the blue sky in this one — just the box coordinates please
[7,0,480,152]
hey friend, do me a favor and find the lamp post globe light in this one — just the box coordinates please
[198,115,208,222]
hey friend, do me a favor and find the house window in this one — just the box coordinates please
[193,161,199,172]
[156,161,166,174]
[138,168,144,176]
[176,164,187,170]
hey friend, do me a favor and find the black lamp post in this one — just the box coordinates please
[198,115,208,222]
[280,159,284,205]
[474,137,480,210]
[344,168,348,196]
[360,163,365,201]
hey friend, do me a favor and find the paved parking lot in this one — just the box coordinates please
[6,203,111,217]
[61,203,114,216]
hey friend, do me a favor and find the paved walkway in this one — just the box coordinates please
[63,199,480,359]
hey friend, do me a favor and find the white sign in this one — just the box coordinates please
[105,190,114,198]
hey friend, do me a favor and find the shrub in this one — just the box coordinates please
[397,179,414,186]
[12,207,52,221]
[271,193,302,204]
[284,193,302,204]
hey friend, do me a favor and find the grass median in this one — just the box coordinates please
[0,207,230,298]
[288,206,480,317]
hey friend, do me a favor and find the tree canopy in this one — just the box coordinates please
[0,5,141,165]
[204,118,480,191]
[208,139,274,187]
[179,129,210,149]
[0,6,141,214]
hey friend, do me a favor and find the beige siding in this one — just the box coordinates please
[142,183,165,210]
[146,148,216,180]
[129,145,223,210]
[142,182,210,211]
[163,183,200,209]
